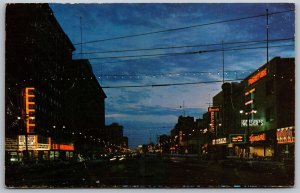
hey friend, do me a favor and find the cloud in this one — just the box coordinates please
[105,113,128,118]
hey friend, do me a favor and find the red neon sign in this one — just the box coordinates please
[248,68,267,85]
[249,133,266,144]
[52,144,74,151]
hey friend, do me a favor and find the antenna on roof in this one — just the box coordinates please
[80,16,83,59]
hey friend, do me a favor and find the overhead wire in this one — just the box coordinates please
[101,78,244,89]
[73,9,294,45]
[73,37,293,55]
[84,43,294,60]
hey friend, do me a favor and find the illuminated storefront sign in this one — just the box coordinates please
[277,127,295,144]
[37,144,51,150]
[52,144,74,151]
[249,133,266,144]
[241,119,263,127]
[5,138,18,151]
[245,88,256,96]
[245,100,254,106]
[229,134,246,144]
[37,137,51,150]
[212,137,227,145]
[18,135,51,151]
[208,107,220,112]
[18,135,38,150]
[248,68,267,85]
[210,111,215,132]
[208,107,220,132]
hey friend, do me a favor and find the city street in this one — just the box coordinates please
[5,155,294,188]
[5,3,295,189]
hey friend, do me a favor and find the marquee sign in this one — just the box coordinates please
[5,138,18,151]
[212,137,227,145]
[241,119,263,127]
[249,133,266,144]
[248,68,267,85]
[229,134,246,144]
[277,127,295,144]
[18,135,38,150]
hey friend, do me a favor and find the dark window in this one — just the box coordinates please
[266,107,273,122]
[266,79,274,96]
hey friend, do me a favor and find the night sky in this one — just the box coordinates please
[49,3,294,148]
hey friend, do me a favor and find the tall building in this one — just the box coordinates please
[206,57,295,159]
[104,123,124,147]
[240,57,295,159]
[64,59,107,156]
[5,4,107,162]
[6,4,75,162]
[170,116,197,153]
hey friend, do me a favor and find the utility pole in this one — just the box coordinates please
[266,9,269,66]
[222,40,225,83]
[180,100,186,117]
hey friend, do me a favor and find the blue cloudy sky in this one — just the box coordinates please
[49,3,294,148]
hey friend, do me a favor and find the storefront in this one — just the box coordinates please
[212,137,227,159]
[276,126,295,160]
[51,143,75,161]
[229,134,247,158]
[248,130,276,159]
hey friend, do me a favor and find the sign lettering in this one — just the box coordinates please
[241,119,263,127]
[249,133,266,143]
[277,127,295,144]
[248,68,267,85]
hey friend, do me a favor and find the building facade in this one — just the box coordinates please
[208,57,295,160]
[240,57,295,159]
[5,4,108,163]
[6,4,75,162]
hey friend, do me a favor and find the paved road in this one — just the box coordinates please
[5,156,294,188]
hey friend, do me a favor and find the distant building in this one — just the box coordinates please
[121,136,129,148]
[170,116,197,153]
[104,123,124,146]
[158,134,171,153]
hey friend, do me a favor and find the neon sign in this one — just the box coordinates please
[208,107,220,112]
[249,133,266,144]
[212,138,227,145]
[23,87,35,133]
[241,119,263,127]
[245,88,256,96]
[248,68,267,85]
[210,111,215,132]
[18,135,38,150]
[277,127,295,144]
[229,134,246,144]
[52,144,74,151]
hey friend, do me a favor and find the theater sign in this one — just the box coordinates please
[277,126,295,144]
